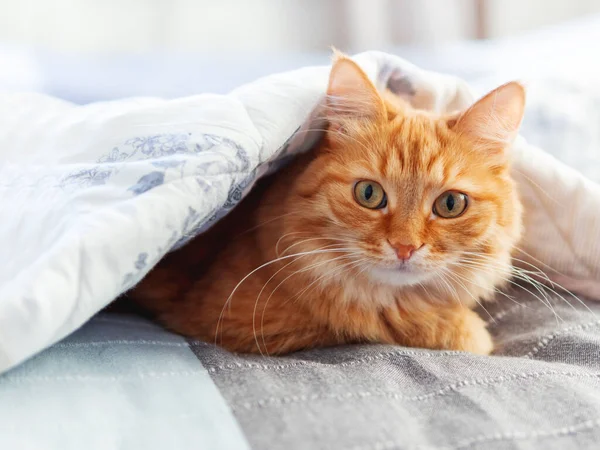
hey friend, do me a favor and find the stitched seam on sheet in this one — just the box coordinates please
[353,418,600,450]
[50,342,458,373]
[205,349,463,373]
[0,370,207,384]
[231,370,600,411]
[524,319,600,358]
[52,340,208,348]
[486,302,529,325]
[444,418,600,450]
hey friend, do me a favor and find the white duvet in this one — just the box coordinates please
[0,51,598,374]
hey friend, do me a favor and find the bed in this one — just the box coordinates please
[2,15,600,450]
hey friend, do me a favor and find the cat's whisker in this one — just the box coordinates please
[276,233,355,257]
[456,257,565,323]
[445,264,524,308]
[513,267,593,318]
[462,250,559,285]
[279,238,354,256]
[260,256,364,355]
[459,252,594,317]
[440,267,496,322]
[505,249,596,316]
[290,257,366,306]
[214,247,360,347]
[515,275,564,325]
[280,237,359,257]
[458,257,560,310]
[462,250,550,277]
[508,256,593,315]
[458,264,550,313]
[462,257,558,319]
[442,272,462,305]
[252,257,300,356]
[511,245,565,276]
[281,255,368,309]
[283,258,369,319]
[440,267,499,323]
[458,255,540,286]
[274,231,309,256]
[449,273,510,323]
[254,251,359,355]
[524,271,595,316]
[435,271,462,307]
[250,242,348,354]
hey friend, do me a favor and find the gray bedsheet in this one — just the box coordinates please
[2,286,600,450]
[192,287,600,450]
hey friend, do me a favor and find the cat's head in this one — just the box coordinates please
[286,55,525,296]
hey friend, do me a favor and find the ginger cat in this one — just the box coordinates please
[129,55,525,356]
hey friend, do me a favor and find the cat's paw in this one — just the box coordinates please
[454,310,494,355]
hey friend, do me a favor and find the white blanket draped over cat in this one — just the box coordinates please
[0,51,598,373]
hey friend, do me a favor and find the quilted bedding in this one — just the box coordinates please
[1,30,600,449]
[3,291,600,450]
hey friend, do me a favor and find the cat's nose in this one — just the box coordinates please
[389,241,419,261]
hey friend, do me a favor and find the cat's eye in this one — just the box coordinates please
[433,191,468,218]
[353,180,387,209]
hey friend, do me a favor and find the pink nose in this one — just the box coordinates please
[390,242,418,261]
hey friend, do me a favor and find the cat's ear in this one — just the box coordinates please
[325,52,385,126]
[448,81,525,153]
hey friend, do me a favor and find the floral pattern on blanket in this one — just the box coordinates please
[77,128,298,287]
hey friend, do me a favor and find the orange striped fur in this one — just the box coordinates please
[129,55,526,355]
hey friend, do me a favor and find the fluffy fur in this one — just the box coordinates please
[128,55,526,356]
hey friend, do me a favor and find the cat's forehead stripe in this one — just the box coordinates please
[379,124,450,187]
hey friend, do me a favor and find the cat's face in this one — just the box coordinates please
[291,56,525,291]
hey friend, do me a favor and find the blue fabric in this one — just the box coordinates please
[0,315,249,450]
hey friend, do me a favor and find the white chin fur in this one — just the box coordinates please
[367,266,434,287]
